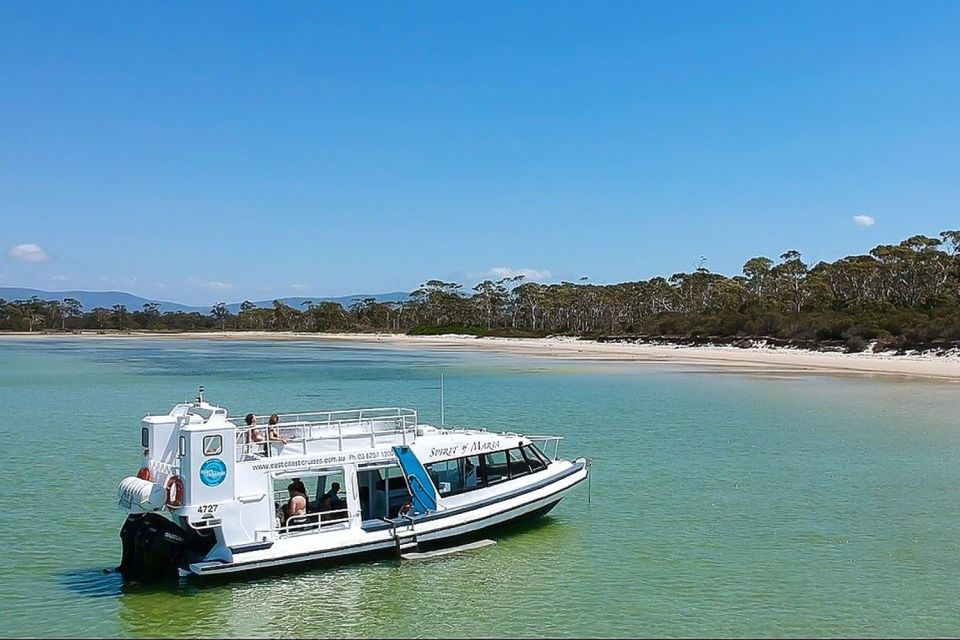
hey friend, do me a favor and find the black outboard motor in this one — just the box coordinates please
[118,513,214,582]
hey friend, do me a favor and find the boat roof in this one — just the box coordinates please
[149,400,550,466]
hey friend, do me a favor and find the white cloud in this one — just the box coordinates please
[483,266,552,281]
[187,277,234,290]
[853,215,876,227]
[51,274,70,282]
[7,243,51,263]
[289,283,309,291]
[101,276,138,286]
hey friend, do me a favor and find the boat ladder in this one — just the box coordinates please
[391,519,419,557]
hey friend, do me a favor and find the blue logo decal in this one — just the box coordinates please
[199,458,227,487]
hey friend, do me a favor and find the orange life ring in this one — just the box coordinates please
[165,475,185,508]
[136,467,153,481]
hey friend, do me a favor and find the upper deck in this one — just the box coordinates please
[229,407,421,460]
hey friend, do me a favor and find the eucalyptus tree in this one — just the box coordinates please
[15,297,49,332]
[410,280,466,326]
[311,301,350,331]
[139,302,162,329]
[348,297,394,329]
[62,298,83,329]
[771,251,811,314]
[238,300,257,329]
[472,279,510,329]
[91,307,111,329]
[742,257,774,308]
[112,304,128,330]
[271,300,298,331]
[46,300,65,331]
[211,302,231,331]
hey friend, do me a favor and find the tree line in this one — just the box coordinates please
[3,230,959,353]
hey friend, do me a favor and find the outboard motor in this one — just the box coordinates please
[118,513,215,582]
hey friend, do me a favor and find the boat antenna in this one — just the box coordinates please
[440,372,445,427]
[196,385,205,404]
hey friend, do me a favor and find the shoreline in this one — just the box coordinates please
[2,330,959,381]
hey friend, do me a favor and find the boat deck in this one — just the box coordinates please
[230,407,421,460]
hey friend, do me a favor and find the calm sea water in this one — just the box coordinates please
[1,338,959,638]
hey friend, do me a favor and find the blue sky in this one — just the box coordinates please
[2,1,959,305]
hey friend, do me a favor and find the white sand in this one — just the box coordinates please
[3,330,959,381]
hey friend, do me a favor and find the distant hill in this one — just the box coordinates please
[0,287,196,313]
[0,287,409,314]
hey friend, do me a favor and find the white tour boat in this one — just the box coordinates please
[116,388,591,581]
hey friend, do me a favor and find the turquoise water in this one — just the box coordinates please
[1,338,960,637]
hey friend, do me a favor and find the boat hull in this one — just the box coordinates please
[187,461,587,579]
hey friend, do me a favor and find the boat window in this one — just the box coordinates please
[178,436,186,457]
[272,469,349,535]
[202,435,222,456]
[525,443,551,466]
[507,448,532,478]
[521,445,547,473]
[426,459,462,496]
[483,450,509,485]
[462,455,481,491]
[141,427,149,449]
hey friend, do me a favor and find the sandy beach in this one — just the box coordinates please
[3,330,959,381]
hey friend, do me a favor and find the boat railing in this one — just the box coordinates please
[147,459,180,484]
[255,507,352,539]
[524,435,564,460]
[231,407,418,458]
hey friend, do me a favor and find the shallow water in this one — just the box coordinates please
[1,338,959,637]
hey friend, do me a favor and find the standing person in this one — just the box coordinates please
[284,481,308,529]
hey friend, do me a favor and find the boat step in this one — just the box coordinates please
[401,539,497,561]
[394,531,420,556]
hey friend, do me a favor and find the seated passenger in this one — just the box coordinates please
[321,482,344,511]
[245,414,266,456]
[267,413,291,445]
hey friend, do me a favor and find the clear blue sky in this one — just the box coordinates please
[2,1,958,305]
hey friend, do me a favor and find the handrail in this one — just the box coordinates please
[526,435,563,461]
[234,412,418,457]
[228,407,417,427]
[255,507,351,538]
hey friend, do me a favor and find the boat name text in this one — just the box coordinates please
[430,440,501,459]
